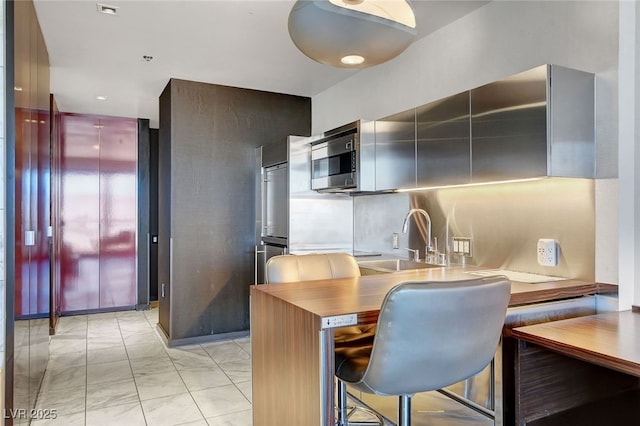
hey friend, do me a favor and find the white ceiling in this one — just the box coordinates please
[33,0,488,127]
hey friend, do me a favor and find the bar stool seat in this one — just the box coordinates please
[335,276,511,426]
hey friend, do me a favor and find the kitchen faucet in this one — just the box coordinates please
[402,208,434,263]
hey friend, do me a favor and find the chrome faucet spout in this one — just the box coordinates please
[401,208,433,253]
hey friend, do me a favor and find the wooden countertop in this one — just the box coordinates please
[512,310,640,377]
[252,265,615,319]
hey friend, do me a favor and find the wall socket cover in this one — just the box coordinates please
[537,238,558,266]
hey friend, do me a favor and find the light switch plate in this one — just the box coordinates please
[452,237,472,256]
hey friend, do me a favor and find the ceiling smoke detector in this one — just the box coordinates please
[97,3,119,16]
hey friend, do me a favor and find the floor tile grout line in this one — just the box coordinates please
[118,313,150,426]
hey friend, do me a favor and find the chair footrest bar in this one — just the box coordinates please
[436,388,495,419]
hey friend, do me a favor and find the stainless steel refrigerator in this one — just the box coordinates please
[255,146,288,284]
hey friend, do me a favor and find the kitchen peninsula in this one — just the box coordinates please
[250,264,615,426]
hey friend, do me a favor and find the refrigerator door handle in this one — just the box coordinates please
[254,245,266,285]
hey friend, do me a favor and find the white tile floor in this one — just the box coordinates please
[32,308,252,426]
[32,308,491,426]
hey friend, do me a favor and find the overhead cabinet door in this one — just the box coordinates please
[374,109,416,191]
[416,92,471,187]
[470,66,548,183]
[470,64,594,182]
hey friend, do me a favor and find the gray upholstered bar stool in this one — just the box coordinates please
[335,276,511,426]
[265,253,377,345]
[265,253,380,423]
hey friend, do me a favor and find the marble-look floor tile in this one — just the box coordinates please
[191,384,251,418]
[40,365,86,392]
[87,335,124,351]
[47,350,87,370]
[48,337,87,355]
[202,342,250,364]
[87,312,118,321]
[178,366,232,392]
[218,359,251,384]
[86,377,139,410]
[30,412,85,426]
[116,310,146,320]
[166,347,217,370]
[130,354,175,377]
[135,370,188,401]
[141,392,204,425]
[86,401,146,426]
[35,384,86,415]
[205,408,253,426]
[85,329,119,340]
[86,317,119,328]
[235,381,252,403]
[233,338,251,355]
[87,359,132,384]
[55,317,88,336]
[87,326,121,340]
[87,345,128,365]
[122,330,161,346]
[126,341,167,360]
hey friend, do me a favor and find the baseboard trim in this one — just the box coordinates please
[161,329,250,348]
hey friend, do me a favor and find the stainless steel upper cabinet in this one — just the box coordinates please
[374,109,416,191]
[470,65,595,182]
[416,92,471,187]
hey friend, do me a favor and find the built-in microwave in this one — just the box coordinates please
[311,123,358,191]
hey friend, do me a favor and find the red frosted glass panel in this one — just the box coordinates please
[59,114,100,312]
[14,107,32,317]
[98,117,137,308]
[36,108,51,315]
[14,106,51,318]
[58,113,137,312]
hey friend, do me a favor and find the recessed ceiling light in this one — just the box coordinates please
[97,3,119,15]
[96,95,108,101]
[341,55,365,65]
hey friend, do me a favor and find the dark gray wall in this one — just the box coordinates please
[159,79,310,342]
[149,128,159,301]
[137,118,150,310]
[158,83,172,336]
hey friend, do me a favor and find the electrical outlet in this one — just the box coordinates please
[537,239,558,266]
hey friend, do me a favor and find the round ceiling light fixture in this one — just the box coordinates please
[288,0,417,69]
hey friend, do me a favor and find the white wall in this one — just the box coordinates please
[617,0,640,309]
[312,1,625,304]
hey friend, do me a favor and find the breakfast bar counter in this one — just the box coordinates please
[250,265,614,426]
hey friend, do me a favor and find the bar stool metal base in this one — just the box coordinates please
[336,380,384,426]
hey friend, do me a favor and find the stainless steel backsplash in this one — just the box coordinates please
[354,178,595,281]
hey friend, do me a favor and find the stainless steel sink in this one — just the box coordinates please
[358,258,441,273]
